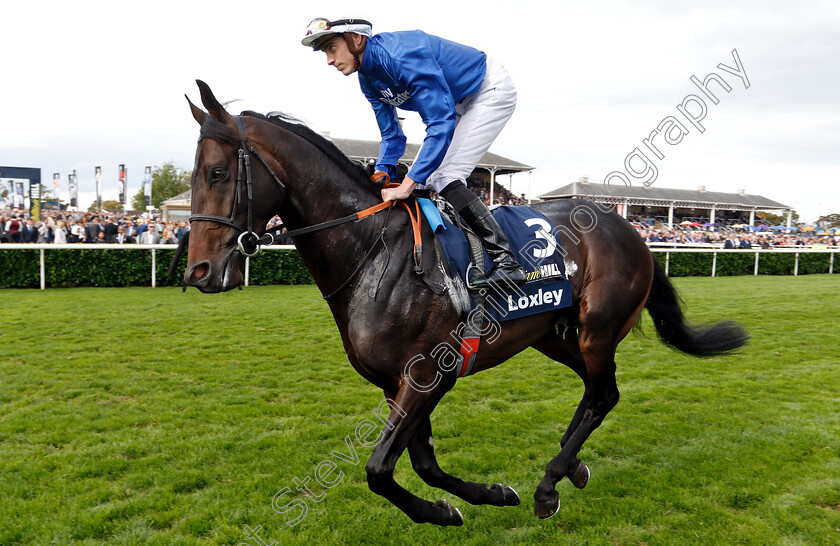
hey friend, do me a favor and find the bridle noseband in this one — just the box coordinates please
[189,116,286,257]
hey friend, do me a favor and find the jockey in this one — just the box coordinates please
[302,17,526,290]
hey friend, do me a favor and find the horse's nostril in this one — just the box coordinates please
[193,263,208,280]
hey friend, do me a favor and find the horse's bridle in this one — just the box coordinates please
[186,114,428,298]
[187,114,394,258]
[189,116,287,257]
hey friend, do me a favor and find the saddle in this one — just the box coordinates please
[416,197,574,376]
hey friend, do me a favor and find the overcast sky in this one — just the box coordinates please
[3,0,838,221]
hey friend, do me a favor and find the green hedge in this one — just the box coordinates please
[654,250,836,277]
[247,249,313,285]
[0,248,835,289]
[0,248,312,289]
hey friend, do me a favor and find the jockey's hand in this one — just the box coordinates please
[370,170,390,186]
[381,177,418,202]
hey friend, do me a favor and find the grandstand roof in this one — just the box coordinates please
[162,189,190,204]
[540,181,791,211]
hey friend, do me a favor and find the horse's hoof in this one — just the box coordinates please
[432,499,464,526]
[490,483,521,506]
[534,491,560,519]
[568,460,590,489]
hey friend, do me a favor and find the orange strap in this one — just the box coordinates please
[356,183,425,274]
[357,200,393,220]
[401,198,424,273]
[277,188,423,274]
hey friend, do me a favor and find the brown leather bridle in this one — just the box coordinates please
[188,116,286,257]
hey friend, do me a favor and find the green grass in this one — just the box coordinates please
[1,276,839,545]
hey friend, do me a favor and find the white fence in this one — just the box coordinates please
[1,243,837,290]
[651,246,837,277]
[0,243,294,290]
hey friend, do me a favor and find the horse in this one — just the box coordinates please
[181,80,748,525]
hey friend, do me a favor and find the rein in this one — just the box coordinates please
[278,199,393,241]
[188,114,427,295]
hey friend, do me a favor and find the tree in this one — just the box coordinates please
[816,213,840,227]
[130,162,191,210]
[87,199,123,212]
[756,210,800,226]
[38,184,55,201]
[102,200,123,212]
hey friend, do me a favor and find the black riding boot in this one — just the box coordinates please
[458,199,526,290]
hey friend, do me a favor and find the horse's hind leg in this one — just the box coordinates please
[532,337,593,490]
[407,417,521,507]
[533,329,621,519]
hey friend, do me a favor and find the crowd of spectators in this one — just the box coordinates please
[633,218,838,249]
[638,228,838,248]
[0,208,189,245]
[465,176,527,206]
[4,206,837,250]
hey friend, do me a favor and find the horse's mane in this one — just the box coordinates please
[198,116,240,146]
[197,109,371,184]
[241,110,370,183]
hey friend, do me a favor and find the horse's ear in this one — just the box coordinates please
[195,79,231,123]
[185,94,206,125]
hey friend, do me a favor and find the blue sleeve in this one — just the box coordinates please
[361,76,406,179]
[395,48,457,184]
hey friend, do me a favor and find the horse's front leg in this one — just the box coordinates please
[365,385,464,526]
[407,417,520,507]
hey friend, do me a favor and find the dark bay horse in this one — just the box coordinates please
[182,80,748,525]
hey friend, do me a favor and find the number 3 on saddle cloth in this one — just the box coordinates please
[417,198,574,376]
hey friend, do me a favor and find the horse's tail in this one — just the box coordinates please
[645,256,749,356]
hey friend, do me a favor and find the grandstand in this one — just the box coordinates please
[539,177,793,230]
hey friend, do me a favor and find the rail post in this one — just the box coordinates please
[40,248,45,290]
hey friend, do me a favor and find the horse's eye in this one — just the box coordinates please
[210,167,227,182]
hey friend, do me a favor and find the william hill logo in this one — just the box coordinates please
[525,263,564,282]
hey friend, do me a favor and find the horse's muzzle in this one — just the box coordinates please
[184,252,242,292]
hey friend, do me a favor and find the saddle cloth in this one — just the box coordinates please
[418,199,573,322]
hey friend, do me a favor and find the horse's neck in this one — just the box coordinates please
[281,159,381,234]
[260,127,377,229]
[276,143,386,294]
[287,172,377,228]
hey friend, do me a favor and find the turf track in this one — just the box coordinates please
[1,275,838,544]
